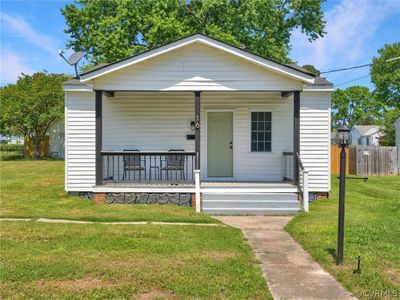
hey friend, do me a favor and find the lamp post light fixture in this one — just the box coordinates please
[335,125,352,265]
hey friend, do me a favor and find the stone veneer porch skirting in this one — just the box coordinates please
[105,193,192,206]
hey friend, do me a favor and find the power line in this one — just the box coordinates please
[320,56,400,74]
[334,74,370,87]
[321,64,370,74]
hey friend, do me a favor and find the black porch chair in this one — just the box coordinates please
[162,149,185,180]
[122,149,146,180]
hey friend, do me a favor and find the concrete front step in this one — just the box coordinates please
[204,200,299,209]
[202,192,300,215]
[203,192,298,201]
[203,208,300,215]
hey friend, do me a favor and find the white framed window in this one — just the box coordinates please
[358,138,362,145]
[251,112,272,152]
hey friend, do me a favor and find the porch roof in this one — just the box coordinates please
[64,76,332,88]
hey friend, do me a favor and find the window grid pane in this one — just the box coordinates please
[251,112,271,152]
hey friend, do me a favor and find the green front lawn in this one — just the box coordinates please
[286,176,400,299]
[0,221,271,299]
[0,160,272,299]
[0,160,216,223]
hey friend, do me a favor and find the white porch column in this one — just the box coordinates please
[303,170,309,212]
[194,169,201,213]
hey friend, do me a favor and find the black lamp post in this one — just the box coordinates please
[335,125,352,265]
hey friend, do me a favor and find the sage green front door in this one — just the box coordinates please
[207,112,233,177]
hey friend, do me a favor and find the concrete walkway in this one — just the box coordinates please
[0,218,225,227]
[215,216,357,300]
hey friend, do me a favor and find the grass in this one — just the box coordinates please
[286,175,400,300]
[0,160,216,223]
[0,160,272,298]
[0,221,271,299]
[0,151,24,160]
[0,144,24,161]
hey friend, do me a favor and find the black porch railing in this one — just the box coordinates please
[101,151,196,184]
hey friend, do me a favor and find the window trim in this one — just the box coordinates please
[248,109,273,153]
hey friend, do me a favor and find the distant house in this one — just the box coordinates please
[0,135,23,144]
[395,118,400,174]
[395,118,400,147]
[331,132,337,145]
[48,119,65,158]
[24,119,64,158]
[351,125,382,146]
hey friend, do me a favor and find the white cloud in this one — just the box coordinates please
[0,47,34,85]
[291,0,400,70]
[1,12,58,56]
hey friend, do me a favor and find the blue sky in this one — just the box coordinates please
[1,0,399,88]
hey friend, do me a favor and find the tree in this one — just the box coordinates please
[0,72,69,158]
[378,108,400,146]
[301,64,320,76]
[61,0,326,66]
[370,43,400,109]
[331,86,384,129]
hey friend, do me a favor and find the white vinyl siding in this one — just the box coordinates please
[65,91,96,191]
[300,92,331,192]
[65,90,331,192]
[93,43,303,91]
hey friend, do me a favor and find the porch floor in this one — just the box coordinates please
[95,180,297,193]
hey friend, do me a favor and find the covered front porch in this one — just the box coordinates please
[95,90,301,186]
[93,90,309,212]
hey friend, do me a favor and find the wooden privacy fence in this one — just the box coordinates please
[349,146,398,176]
[331,146,349,175]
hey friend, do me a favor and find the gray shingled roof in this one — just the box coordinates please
[286,63,332,86]
[312,77,332,86]
[64,78,84,85]
[82,63,110,73]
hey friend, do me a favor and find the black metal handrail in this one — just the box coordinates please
[101,151,196,183]
[283,151,294,156]
[296,152,305,171]
[283,151,305,185]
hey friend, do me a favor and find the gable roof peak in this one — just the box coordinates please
[78,33,323,85]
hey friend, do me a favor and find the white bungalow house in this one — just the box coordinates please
[63,34,332,214]
[351,125,382,146]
